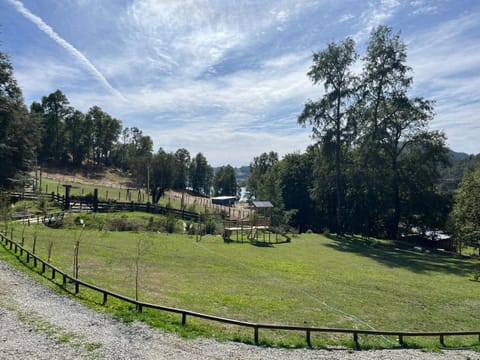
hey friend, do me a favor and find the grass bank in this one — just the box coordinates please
[3,219,480,349]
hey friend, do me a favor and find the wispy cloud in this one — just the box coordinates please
[354,0,401,41]
[406,12,480,153]
[14,58,83,100]
[410,0,438,15]
[6,0,127,101]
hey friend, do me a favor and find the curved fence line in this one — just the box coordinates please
[1,231,479,349]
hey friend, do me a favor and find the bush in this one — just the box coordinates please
[165,214,177,233]
[110,215,140,232]
[205,217,216,235]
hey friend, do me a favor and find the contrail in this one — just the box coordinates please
[7,0,127,102]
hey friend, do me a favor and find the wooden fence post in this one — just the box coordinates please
[353,332,359,349]
[182,313,187,325]
[306,329,311,347]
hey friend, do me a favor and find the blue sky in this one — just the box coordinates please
[1,0,479,166]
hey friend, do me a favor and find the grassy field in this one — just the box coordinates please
[36,178,215,214]
[38,178,148,203]
[4,217,480,349]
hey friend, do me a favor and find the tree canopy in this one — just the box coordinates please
[0,50,39,188]
[449,165,480,253]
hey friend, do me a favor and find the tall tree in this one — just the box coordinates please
[449,166,480,254]
[112,127,153,185]
[298,38,358,234]
[360,26,447,239]
[246,151,278,200]
[213,165,237,196]
[150,148,178,203]
[173,148,191,190]
[189,153,213,196]
[86,106,122,166]
[39,90,70,164]
[278,152,314,232]
[64,109,86,166]
[0,50,39,188]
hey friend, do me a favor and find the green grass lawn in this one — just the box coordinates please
[4,219,480,349]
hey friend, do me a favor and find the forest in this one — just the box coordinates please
[1,26,479,251]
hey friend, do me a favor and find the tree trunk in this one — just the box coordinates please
[335,99,343,235]
[390,156,401,240]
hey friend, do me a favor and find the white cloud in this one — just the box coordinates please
[14,59,83,100]
[109,0,320,83]
[410,0,438,15]
[406,13,480,153]
[339,13,355,23]
[354,0,401,41]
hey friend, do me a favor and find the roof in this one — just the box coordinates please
[211,196,237,200]
[252,201,274,208]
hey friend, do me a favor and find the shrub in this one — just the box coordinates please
[205,217,216,235]
[165,214,176,233]
[110,215,140,232]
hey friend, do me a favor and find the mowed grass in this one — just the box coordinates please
[6,220,480,349]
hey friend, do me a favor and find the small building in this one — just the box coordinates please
[211,196,237,207]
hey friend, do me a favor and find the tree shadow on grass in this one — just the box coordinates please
[325,234,479,276]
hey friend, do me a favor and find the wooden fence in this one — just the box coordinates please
[1,231,479,349]
[12,188,251,220]
[10,191,201,222]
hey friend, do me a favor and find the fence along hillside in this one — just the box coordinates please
[1,230,479,349]
[9,189,203,221]
[10,184,251,221]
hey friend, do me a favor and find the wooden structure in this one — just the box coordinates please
[223,200,290,243]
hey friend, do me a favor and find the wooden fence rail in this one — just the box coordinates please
[1,231,479,349]
[10,191,201,221]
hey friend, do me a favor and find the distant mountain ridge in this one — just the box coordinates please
[438,149,480,191]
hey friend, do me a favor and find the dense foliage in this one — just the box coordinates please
[250,26,451,239]
[213,165,237,197]
[0,51,39,188]
[449,165,480,254]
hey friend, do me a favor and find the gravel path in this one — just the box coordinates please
[0,259,478,360]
